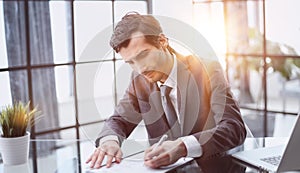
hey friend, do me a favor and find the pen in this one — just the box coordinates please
[153,134,168,151]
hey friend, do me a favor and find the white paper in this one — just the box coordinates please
[84,155,193,173]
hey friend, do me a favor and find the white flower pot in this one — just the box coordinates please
[0,132,30,165]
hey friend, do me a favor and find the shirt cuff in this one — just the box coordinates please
[180,135,202,158]
[99,135,119,146]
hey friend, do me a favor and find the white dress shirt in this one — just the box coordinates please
[100,55,202,158]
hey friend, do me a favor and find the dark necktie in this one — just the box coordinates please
[160,85,181,138]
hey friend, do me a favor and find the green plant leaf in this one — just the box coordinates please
[0,101,42,137]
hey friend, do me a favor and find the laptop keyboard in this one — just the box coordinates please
[260,155,282,166]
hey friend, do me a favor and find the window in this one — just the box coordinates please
[0,0,149,141]
[193,0,300,137]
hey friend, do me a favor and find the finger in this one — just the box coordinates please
[145,158,163,168]
[144,159,155,168]
[89,149,101,168]
[144,144,156,153]
[94,149,106,168]
[86,148,99,163]
[145,153,170,168]
[106,154,114,168]
[144,147,162,160]
[145,141,161,153]
[86,153,93,163]
[153,153,170,167]
[115,150,123,163]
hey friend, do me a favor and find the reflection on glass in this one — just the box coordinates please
[34,130,77,173]
[76,62,114,124]
[74,1,112,62]
[241,109,275,137]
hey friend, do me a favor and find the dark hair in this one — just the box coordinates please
[110,12,163,53]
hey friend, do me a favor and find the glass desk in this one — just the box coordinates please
[0,138,289,173]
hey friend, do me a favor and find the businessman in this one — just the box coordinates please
[86,12,246,169]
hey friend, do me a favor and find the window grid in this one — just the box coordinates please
[194,0,300,138]
[1,1,149,172]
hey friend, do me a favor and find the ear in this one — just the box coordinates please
[158,33,169,49]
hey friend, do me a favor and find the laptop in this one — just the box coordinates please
[232,113,300,172]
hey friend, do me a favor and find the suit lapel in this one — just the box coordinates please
[146,58,192,140]
[176,56,191,135]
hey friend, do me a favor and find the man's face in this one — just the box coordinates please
[119,33,173,83]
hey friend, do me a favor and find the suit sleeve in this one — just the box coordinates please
[191,58,246,159]
[95,73,143,147]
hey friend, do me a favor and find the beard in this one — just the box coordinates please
[142,71,167,83]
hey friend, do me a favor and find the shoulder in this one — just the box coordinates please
[176,53,210,72]
[178,53,223,74]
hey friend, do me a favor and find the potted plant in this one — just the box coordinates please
[0,101,40,165]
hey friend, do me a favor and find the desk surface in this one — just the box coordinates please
[0,137,288,173]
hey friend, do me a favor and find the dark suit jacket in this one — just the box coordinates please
[96,53,246,159]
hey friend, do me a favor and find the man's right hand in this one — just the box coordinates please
[86,140,122,169]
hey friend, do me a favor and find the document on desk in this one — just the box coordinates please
[85,152,193,173]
